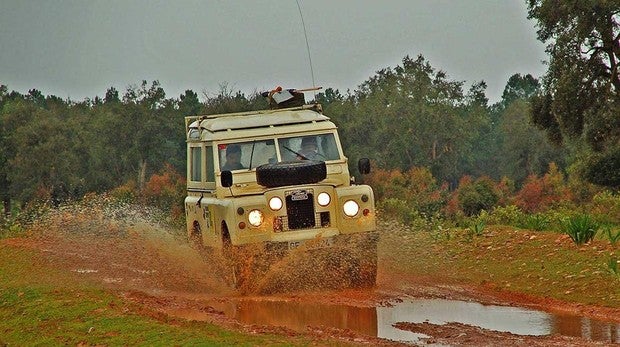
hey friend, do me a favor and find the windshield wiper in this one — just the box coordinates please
[282,145,308,160]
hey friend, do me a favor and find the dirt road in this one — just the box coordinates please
[6,211,620,346]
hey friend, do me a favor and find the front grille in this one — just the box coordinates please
[285,190,315,230]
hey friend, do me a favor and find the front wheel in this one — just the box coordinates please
[349,233,378,288]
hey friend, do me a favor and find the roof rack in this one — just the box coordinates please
[208,103,322,119]
[184,103,323,134]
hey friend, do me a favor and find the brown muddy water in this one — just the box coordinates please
[164,297,620,344]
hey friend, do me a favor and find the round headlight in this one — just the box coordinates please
[248,209,264,227]
[317,192,331,206]
[343,200,359,217]
[269,197,283,211]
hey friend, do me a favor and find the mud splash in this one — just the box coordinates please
[20,195,369,296]
[22,195,233,296]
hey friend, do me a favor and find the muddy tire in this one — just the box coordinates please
[222,229,242,288]
[256,160,326,188]
[349,233,378,288]
[190,221,213,259]
[189,221,204,250]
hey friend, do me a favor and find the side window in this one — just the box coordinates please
[191,146,202,181]
[205,145,215,182]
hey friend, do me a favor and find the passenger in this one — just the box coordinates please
[221,144,244,171]
[297,136,319,160]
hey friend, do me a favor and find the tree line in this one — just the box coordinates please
[1,0,617,216]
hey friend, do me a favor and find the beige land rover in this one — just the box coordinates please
[184,98,377,288]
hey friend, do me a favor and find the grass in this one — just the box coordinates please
[561,214,600,245]
[604,226,620,246]
[0,245,341,346]
[381,221,620,308]
[607,257,620,280]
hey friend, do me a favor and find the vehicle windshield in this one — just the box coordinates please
[218,139,277,171]
[278,133,340,162]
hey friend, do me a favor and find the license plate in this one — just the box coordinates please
[288,237,333,250]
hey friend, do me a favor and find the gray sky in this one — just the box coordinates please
[0,1,547,103]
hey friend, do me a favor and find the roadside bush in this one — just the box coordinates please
[514,163,572,213]
[110,180,138,203]
[366,169,408,201]
[455,176,500,217]
[517,213,550,231]
[495,176,516,206]
[368,167,448,217]
[561,214,599,245]
[588,191,620,224]
[378,198,417,225]
[142,163,186,225]
[486,205,525,226]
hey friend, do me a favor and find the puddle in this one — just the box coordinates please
[377,299,620,343]
[168,298,620,344]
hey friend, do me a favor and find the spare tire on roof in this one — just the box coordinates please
[256,160,327,188]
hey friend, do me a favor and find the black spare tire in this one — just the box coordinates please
[256,160,327,188]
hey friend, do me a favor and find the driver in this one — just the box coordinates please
[297,136,319,160]
[221,144,244,170]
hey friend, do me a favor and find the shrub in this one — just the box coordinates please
[456,176,500,217]
[110,180,138,203]
[367,166,448,217]
[588,190,620,224]
[483,205,525,226]
[514,163,572,213]
[495,176,515,206]
[561,214,599,245]
[517,213,550,231]
[142,163,186,213]
[378,198,416,225]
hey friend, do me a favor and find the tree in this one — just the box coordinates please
[202,83,267,114]
[104,87,120,104]
[527,1,620,187]
[336,55,490,185]
[178,89,202,116]
[500,74,539,108]
[497,100,567,186]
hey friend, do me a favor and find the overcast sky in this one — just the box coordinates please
[0,1,547,103]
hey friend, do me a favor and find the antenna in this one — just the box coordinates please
[296,0,316,97]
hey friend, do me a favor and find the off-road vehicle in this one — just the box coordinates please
[184,89,377,288]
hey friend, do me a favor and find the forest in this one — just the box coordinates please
[0,1,618,229]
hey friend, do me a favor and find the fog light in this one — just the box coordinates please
[363,208,370,216]
[248,209,263,227]
[343,200,359,217]
[238,221,246,229]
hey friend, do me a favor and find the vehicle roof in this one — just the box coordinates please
[186,104,337,142]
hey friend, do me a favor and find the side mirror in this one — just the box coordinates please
[221,170,233,187]
[358,158,371,175]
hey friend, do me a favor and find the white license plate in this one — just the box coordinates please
[288,237,334,250]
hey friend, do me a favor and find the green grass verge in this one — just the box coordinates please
[0,245,329,346]
[381,223,620,308]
